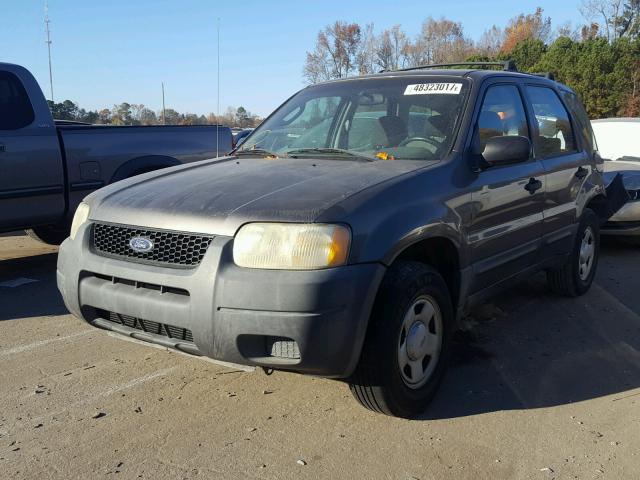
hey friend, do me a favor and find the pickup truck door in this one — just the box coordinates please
[524,85,591,257]
[0,69,65,229]
[467,82,546,292]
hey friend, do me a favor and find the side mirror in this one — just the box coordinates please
[482,135,531,167]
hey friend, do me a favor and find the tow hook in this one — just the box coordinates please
[262,367,274,376]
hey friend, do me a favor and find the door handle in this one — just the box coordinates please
[0,143,5,153]
[575,166,588,179]
[524,177,543,195]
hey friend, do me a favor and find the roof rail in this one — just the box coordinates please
[385,60,518,73]
[530,72,556,81]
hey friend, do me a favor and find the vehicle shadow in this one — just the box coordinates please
[423,240,640,419]
[0,252,69,321]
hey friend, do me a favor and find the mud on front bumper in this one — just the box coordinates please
[56,222,386,378]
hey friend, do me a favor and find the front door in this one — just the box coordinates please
[0,69,65,229]
[467,82,546,291]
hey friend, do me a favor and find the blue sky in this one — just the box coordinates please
[2,1,581,117]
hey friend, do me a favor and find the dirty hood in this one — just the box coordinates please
[86,156,433,236]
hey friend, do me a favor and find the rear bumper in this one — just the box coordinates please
[57,222,386,378]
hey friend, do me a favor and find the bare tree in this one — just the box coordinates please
[304,47,332,84]
[420,17,474,64]
[376,29,395,71]
[477,25,504,56]
[402,38,428,68]
[357,23,377,75]
[502,7,552,53]
[97,109,111,124]
[303,21,362,83]
[580,0,638,41]
[554,21,580,40]
[391,25,408,69]
[138,108,157,125]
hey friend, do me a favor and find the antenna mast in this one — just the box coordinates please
[216,16,220,157]
[44,0,54,103]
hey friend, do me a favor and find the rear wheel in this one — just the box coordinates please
[25,224,69,246]
[348,261,453,418]
[546,208,599,297]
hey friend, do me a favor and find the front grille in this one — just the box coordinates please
[92,223,213,268]
[99,310,194,343]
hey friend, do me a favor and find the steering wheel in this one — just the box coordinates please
[398,136,440,153]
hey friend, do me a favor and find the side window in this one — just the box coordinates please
[526,86,577,158]
[561,90,596,153]
[0,71,35,130]
[477,84,529,151]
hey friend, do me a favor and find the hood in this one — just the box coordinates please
[603,159,640,191]
[87,156,434,236]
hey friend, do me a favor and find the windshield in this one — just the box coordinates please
[239,77,469,161]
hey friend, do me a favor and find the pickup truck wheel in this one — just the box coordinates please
[25,225,69,245]
[546,208,599,297]
[348,261,453,418]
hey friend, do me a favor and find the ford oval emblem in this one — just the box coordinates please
[129,236,154,253]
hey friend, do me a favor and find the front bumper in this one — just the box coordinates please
[601,200,640,236]
[56,222,386,378]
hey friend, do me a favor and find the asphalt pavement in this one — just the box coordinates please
[1,232,639,479]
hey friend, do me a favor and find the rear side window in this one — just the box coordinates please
[561,90,596,153]
[0,71,35,130]
[526,86,576,158]
[477,84,530,151]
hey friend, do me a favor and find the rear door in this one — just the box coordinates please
[524,85,586,256]
[467,81,547,291]
[0,68,65,229]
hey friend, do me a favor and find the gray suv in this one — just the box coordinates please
[57,62,620,417]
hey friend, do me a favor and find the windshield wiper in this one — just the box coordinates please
[235,148,282,158]
[286,148,375,161]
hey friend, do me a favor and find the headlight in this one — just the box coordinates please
[69,202,90,240]
[233,223,350,270]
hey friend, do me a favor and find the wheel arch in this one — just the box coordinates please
[386,235,462,313]
[109,155,181,183]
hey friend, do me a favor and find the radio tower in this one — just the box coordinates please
[44,1,54,103]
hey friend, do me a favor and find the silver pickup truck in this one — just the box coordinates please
[0,62,233,244]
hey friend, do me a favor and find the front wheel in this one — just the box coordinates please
[546,208,600,297]
[348,261,453,418]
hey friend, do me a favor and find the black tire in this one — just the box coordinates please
[25,225,69,246]
[348,261,454,418]
[546,208,599,297]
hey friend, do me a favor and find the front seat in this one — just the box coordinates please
[378,115,408,147]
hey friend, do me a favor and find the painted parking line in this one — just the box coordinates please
[0,330,92,356]
[96,367,179,398]
[26,367,180,426]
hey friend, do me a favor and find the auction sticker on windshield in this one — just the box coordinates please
[404,83,462,95]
